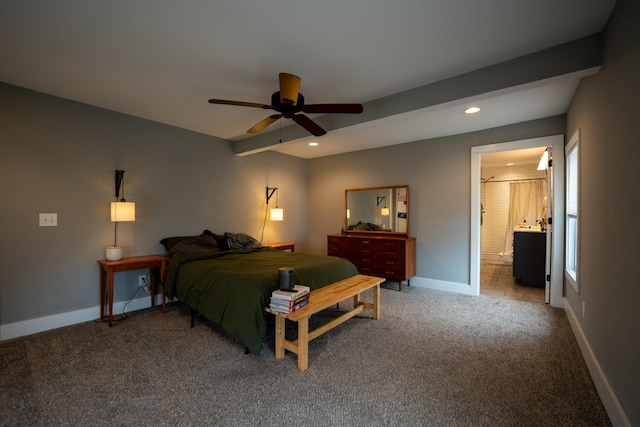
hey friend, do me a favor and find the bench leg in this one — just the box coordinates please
[373,283,380,320]
[297,317,309,371]
[274,315,285,359]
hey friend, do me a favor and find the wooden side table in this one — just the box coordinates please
[265,242,296,252]
[97,255,168,326]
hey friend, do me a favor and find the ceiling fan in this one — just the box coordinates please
[208,73,364,137]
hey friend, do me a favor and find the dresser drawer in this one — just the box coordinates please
[373,240,406,260]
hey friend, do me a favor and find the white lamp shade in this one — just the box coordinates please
[537,150,549,170]
[346,209,350,219]
[111,201,136,222]
[270,208,284,221]
[381,207,390,216]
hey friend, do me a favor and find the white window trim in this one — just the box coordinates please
[565,129,580,293]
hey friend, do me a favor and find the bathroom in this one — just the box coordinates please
[480,147,548,301]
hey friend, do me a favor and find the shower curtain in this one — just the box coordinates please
[503,180,546,255]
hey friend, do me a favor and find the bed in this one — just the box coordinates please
[162,231,358,355]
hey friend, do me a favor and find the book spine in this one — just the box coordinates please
[271,289,310,301]
[270,295,308,308]
[269,297,309,313]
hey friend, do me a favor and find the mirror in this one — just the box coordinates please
[345,185,409,235]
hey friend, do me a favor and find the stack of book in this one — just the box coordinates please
[269,285,311,313]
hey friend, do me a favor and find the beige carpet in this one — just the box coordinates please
[0,285,611,426]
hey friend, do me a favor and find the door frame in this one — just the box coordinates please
[470,135,565,307]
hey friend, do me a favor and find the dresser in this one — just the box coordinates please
[327,234,416,291]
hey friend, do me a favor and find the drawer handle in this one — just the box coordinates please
[385,252,395,255]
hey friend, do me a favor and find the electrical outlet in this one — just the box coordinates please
[138,275,146,287]
[39,213,58,227]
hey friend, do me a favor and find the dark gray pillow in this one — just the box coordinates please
[161,229,216,251]
[168,233,221,259]
[225,232,262,250]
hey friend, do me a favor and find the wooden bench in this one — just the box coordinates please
[265,274,384,371]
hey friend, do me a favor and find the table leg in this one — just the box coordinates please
[297,317,309,371]
[107,267,114,327]
[149,267,156,308]
[160,260,167,313]
[274,315,285,359]
[99,266,106,320]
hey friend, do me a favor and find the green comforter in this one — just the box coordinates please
[164,247,358,355]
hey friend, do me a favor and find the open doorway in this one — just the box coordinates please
[480,147,548,303]
[470,135,565,308]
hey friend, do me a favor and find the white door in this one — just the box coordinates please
[543,146,553,304]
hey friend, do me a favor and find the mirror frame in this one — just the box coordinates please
[344,185,409,236]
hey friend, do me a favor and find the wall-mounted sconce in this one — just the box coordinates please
[266,187,283,221]
[106,170,135,261]
[377,196,389,216]
[537,149,549,170]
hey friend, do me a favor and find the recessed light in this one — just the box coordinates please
[309,142,318,147]
[464,106,480,114]
[506,163,514,166]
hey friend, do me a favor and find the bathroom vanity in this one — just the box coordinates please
[513,230,546,287]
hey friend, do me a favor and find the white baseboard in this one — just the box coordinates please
[0,294,166,342]
[563,298,630,427]
[409,276,478,296]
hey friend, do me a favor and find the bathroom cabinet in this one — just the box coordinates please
[513,231,546,287]
[327,234,416,291]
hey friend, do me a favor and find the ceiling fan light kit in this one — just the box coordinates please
[208,72,363,137]
[279,73,300,105]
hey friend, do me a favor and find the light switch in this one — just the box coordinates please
[39,213,58,227]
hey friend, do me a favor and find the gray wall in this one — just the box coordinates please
[0,83,308,325]
[308,116,565,285]
[566,0,640,424]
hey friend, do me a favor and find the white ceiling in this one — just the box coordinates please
[0,0,616,159]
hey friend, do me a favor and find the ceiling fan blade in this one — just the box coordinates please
[302,103,363,114]
[247,114,282,133]
[208,99,273,110]
[279,73,301,106]
[292,114,327,136]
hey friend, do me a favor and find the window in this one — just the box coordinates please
[565,130,579,292]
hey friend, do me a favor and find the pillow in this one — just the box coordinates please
[160,230,215,251]
[203,230,229,251]
[168,233,221,259]
[225,232,262,250]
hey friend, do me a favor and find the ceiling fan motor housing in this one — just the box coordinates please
[271,92,304,118]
